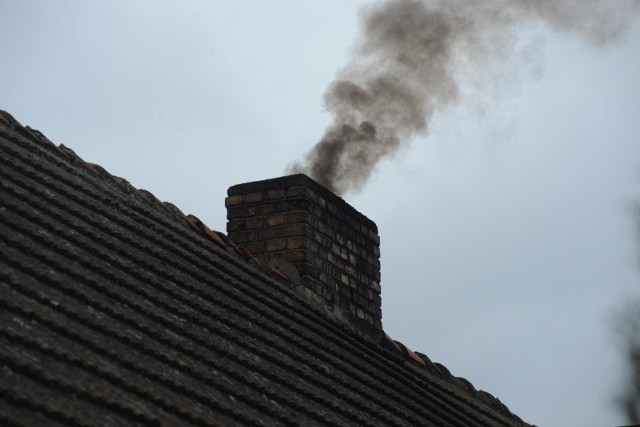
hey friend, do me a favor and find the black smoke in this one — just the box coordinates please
[287,0,640,195]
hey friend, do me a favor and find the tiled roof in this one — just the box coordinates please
[0,110,532,426]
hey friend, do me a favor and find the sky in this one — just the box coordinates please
[1,1,640,425]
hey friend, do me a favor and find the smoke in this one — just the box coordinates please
[616,299,640,423]
[287,0,640,195]
[614,200,640,423]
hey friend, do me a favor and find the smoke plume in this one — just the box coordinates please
[287,0,640,195]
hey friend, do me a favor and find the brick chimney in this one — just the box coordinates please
[226,174,382,339]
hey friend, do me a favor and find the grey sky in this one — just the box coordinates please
[2,1,640,425]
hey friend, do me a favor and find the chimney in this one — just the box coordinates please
[226,174,382,339]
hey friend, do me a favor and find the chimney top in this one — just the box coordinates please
[228,174,377,231]
[226,174,382,340]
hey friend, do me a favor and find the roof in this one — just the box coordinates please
[0,110,532,426]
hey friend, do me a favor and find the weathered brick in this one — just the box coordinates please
[281,250,305,263]
[246,192,264,203]
[267,214,286,226]
[257,228,277,241]
[267,189,285,200]
[225,195,243,207]
[349,303,357,315]
[277,224,308,238]
[287,238,306,250]
[276,199,310,212]
[286,186,307,198]
[226,206,245,220]
[255,203,276,215]
[266,239,287,252]
[371,281,381,293]
[312,255,323,269]
[331,243,340,256]
[245,217,264,230]
[286,211,308,224]
[230,231,255,244]
[226,220,245,233]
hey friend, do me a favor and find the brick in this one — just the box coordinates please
[339,285,351,297]
[281,250,306,263]
[267,214,286,226]
[300,263,321,279]
[286,186,307,198]
[312,255,323,269]
[321,261,331,275]
[226,206,245,220]
[371,281,381,293]
[326,252,335,264]
[349,303,357,315]
[225,195,243,207]
[245,217,264,230]
[266,239,287,252]
[276,199,310,212]
[286,211,308,224]
[277,224,307,238]
[318,272,330,284]
[357,307,366,319]
[246,192,264,203]
[267,189,285,199]
[226,220,245,233]
[257,228,276,241]
[319,222,335,238]
[344,264,356,276]
[287,238,306,249]
[229,231,255,244]
[255,203,276,215]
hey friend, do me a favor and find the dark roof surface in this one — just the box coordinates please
[0,110,531,427]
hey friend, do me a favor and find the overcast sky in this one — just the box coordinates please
[2,1,640,425]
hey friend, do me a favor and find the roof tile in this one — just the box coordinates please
[0,110,532,427]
